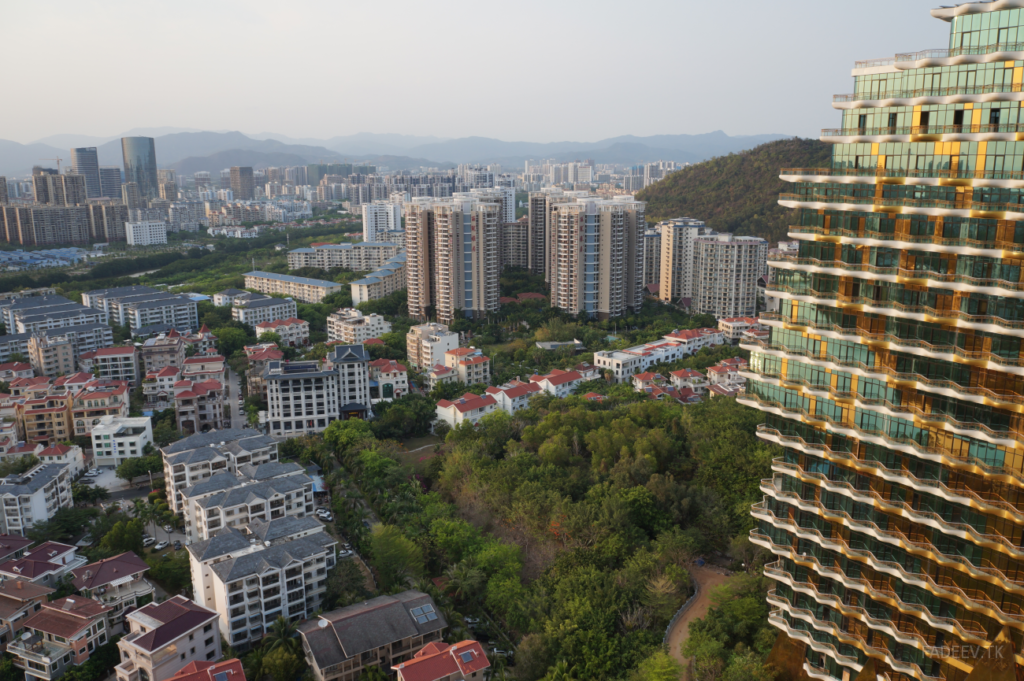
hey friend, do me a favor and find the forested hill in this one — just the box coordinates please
[636,137,831,244]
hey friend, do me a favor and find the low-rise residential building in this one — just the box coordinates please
[140,332,187,374]
[71,552,153,634]
[717,317,765,345]
[573,362,601,381]
[0,422,24,462]
[350,254,406,305]
[708,357,749,391]
[435,393,497,430]
[529,369,583,398]
[189,517,336,648]
[91,416,154,467]
[8,596,112,680]
[142,366,180,411]
[0,363,33,381]
[243,344,283,400]
[37,444,86,476]
[181,353,227,385]
[161,429,279,515]
[0,579,54,650]
[663,327,724,350]
[669,369,708,395]
[185,326,218,354]
[174,379,227,435]
[300,590,446,681]
[368,359,407,402]
[255,318,309,347]
[77,347,140,388]
[18,392,72,445]
[28,334,75,377]
[263,345,370,437]
[243,271,342,304]
[426,364,455,391]
[212,289,249,307]
[327,309,391,344]
[444,348,490,386]
[406,324,459,370]
[115,596,222,681]
[287,242,402,270]
[484,380,540,415]
[392,640,490,681]
[231,296,298,326]
[0,542,82,585]
[71,379,130,437]
[165,659,244,681]
[0,464,74,534]
[594,329,725,384]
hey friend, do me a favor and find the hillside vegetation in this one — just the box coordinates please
[637,137,831,244]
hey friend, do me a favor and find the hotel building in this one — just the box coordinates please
[744,4,1024,680]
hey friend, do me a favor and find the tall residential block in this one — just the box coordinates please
[99,166,122,199]
[121,137,159,199]
[362,201,401,242]
[691,233,766,318]
[404,197,500,323]
[642,229,661,286]
[71,147,101,199]
[547,196,645,320]
[230,166,254,201]
[658,217,714,305]
[527,188,590,277]
[745,4,1024,680]
[33,172,87,207]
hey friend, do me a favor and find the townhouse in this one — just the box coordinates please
[368,359,407,402]
[327,309,391,345]
[529,369,584,398]
[669,369,708,395]
[91,417,153,467]
[8,596,112,681]
[181,353,227,385]
[444,348,490,386]
[71,379,130,437]
[255,318,309,347]
[435,393,498,430]
[77,348,140,388]
[0,579,54,651]
[0,363,33,382]
[71,552,154,634]
[594,328,724,384]
[484,380,541,415]
[115,596,222,681]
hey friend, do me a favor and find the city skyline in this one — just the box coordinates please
[5,0,939,144]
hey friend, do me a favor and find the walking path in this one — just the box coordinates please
[667,566,735,679]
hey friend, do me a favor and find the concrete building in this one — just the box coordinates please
[657,218,714,305]
[140,332,187,374]
[91,416,153,467]
[243,344,283,401]
[70,148,101,199]
[391,640,489,681]
[368,359,407,402]
[547,196,645,319]
[692,233,767,318]
[231,296,298,326]
[37,443,87,477]
[405,323,458,370]
[263,344,370,437]
[114,596,221,681]
[173,379,227,435]
[0,579,54,650]
[528,369,584,398]
[243,272,342,304]
[211,289,248,307]
[286,242,402,271]
[8,596,112,681]
[527,188,590,276]
[0,465,74,536]
[32,173,87,207]
[82,287,197,333]
[327,309,391,344]
[362,202,402,242]
[98,167,121,200]
[642,230,661,286]
[484,380,541,415]
[71,552,154,634]
[189,517,335,648]
[594,329,724,383]
[255,318,309,347]
[27,334,75,377]
[443,348,490,386]
[70,379,132,438]
[0,206,91,246]
[142,366,179,411]
[350,254,406,305]
[121,137,158,199]
[125,221,168,247]
[300,591,446,681]
[77,347,140,388]
[229,167,254,201]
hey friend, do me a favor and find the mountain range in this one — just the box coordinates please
[0,130,792,176]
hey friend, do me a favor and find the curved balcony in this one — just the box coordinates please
[739,391,1024,483]
[767,595,946,680]
[833,82,1024,109]
[779,192,1024,221]
[854,42,1024,71]
[768,255,1024,298]
[782,165,1024,188]
[788,225,1024,260]
[820,123,1024,144]
[767,611,866,677]
[751,529,1024,626]
[752,504,1024,597]
[765,561,991,644]
[756,424,1024,510]
[767,466,1024,559]
[758,312,1024,373]
[747,372,1022,446]
[745,339,1024,408]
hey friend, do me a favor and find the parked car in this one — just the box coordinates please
[78,479,95,485]
[163,524,174,533]
[143,537,156,547]
[464,617,480,626]
[319,513,334,522]
[338,550,353,558]
[492,649,511,657]
[173,540,182,550]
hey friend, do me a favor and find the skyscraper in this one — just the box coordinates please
[122,182,142,210]
[362,202,401,242]
[70,147,101,199]
[658,217,714,305]
[32,171,86,207]
[691,233,766,318]
[745,4,1024,680]
[121,137,159,199]
[98,167,122,199]
[230,167,254,200]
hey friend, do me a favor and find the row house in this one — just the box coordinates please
[435,393,497,430]
[243,344,283,400]
[8,596,112,681]
[327,309,391,345]
[231,296,298,326]
[484,380,540,415]
[255,318,309,347]
[0,579,54,650]
[173,379,227,435]
[529,369,584,398]
[77,348,140,389]
[368,359,407,401]
[161,430,280,514]
[594,328,724,384]
[71,552,154,635]
[0,542,82,586]
[188,517,336,647]
[444,348,490,386]
[115,596,221,681]
[142,366,180,411]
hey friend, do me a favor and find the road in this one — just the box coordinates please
[225,366,247,429]
[668,566,735,680]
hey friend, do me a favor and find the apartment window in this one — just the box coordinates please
[203,624,213,633]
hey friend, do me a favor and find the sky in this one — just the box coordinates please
[5,0,945,144]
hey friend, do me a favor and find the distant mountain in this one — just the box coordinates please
[92,131,353,167]
[169,150,315,175]
[249,132,450,157]
[636,138,831,244]
[0,139,67,175]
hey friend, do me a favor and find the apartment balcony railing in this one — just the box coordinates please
[835,82,1024,102]
[780,192,1024,216]
[768,255,1024,292]
[782,165,1024,184]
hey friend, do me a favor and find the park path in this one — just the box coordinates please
[667,566,735,679]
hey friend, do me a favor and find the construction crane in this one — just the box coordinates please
[38,157,63,173]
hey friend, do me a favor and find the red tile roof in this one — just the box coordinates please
[532,370,582,387]
[583,392,605,401]
[634,372,659,381]
[246,348,283,363]
[445,347,476,357]
[437,393,497,414]
[21,597,111,638]
[369,359,407,373]
[148,366,181,378]
[458,355,489,366]
[183,355,225,365]
[485,382,541,399]
[126,596,218,652]
[671,369,705,379]
[80,347,136,359]
[169,660,245,681]
[363,338,385,345]
[38,444,72,458]
[516,292,546,300]
[393,640,490,681]
[0,363,31,373]
[498,297,518,304]
[71,551,149,590]
[256,317,307,329]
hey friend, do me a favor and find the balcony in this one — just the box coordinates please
[780,192,1024,221]
[834,81,1024,105]
[93,579,155,605]
[9,634,69,668]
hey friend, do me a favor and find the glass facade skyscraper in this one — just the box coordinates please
[120,136,158,200]
[70,147,101,199]
[745,3,1024,680]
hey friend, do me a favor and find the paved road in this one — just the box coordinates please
[225,366,247,429]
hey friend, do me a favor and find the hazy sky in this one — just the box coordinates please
[6,0,944,144]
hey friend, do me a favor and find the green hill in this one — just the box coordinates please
[636,137,831,244]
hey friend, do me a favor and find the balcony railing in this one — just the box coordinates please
[821,123,1024,138]
[835,82,1024,102]
[781,165,1024,183]
[780,192,1024,216]
[892,41,1024,64]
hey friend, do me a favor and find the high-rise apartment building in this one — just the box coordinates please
[745,5,1024,680]
[230,167,254,201]
[99,166,122,199]
[658,217,715,304]
[362,201,401,242]
[1,206,91,245]
[546,196,645,319]
[691,233,766,318]
[527,188,590,277]
[71,148,101,199]
[33,172,87,207]
[403,197,500,323]
[642,229,661,286]
[121,137,159,199]
[0,178,7,205]
[122,181,142,210]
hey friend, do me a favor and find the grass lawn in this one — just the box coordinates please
[398,434,442,472]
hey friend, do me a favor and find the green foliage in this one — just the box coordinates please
[323,557,371,610]
[636,138,830,243]
[145,549,192,597]
[261,647,305,681]
[99,519,145,555]
[324,419,374,455]
[356,288,408,318]
[370,524,424,589]
[370,394,436,440]
[27,507,99,543]
[115,456,162,487]
[628,651,684,681]
[57,636,123,681]
[72,482,110,505]
[0,455,39,477]
[151,408,184,446]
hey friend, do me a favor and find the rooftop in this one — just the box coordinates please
[244,271,340,288]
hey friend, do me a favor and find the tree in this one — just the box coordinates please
[370,524,424,589]
[444,559,483,604]
[0,455,39,477]
[99,519,145,555]
[243,647,268,681]
[214,327,253,357]
[257,332,282,346]
[261,648,304,681]
[323,558,370,610]
[116,456,162,488]
[324,419,374,456]
[72,482,110,505]
[265,617,301,656]
[628,652,684,681]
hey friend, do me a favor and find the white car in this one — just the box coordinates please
[142,537,156,547]
[464,617,480,626]
[319,513,334,522]
[338,550,353,558]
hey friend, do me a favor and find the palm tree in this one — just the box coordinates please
[445,560,483,604]
[243,646,268,681]
[265,616,301,655]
